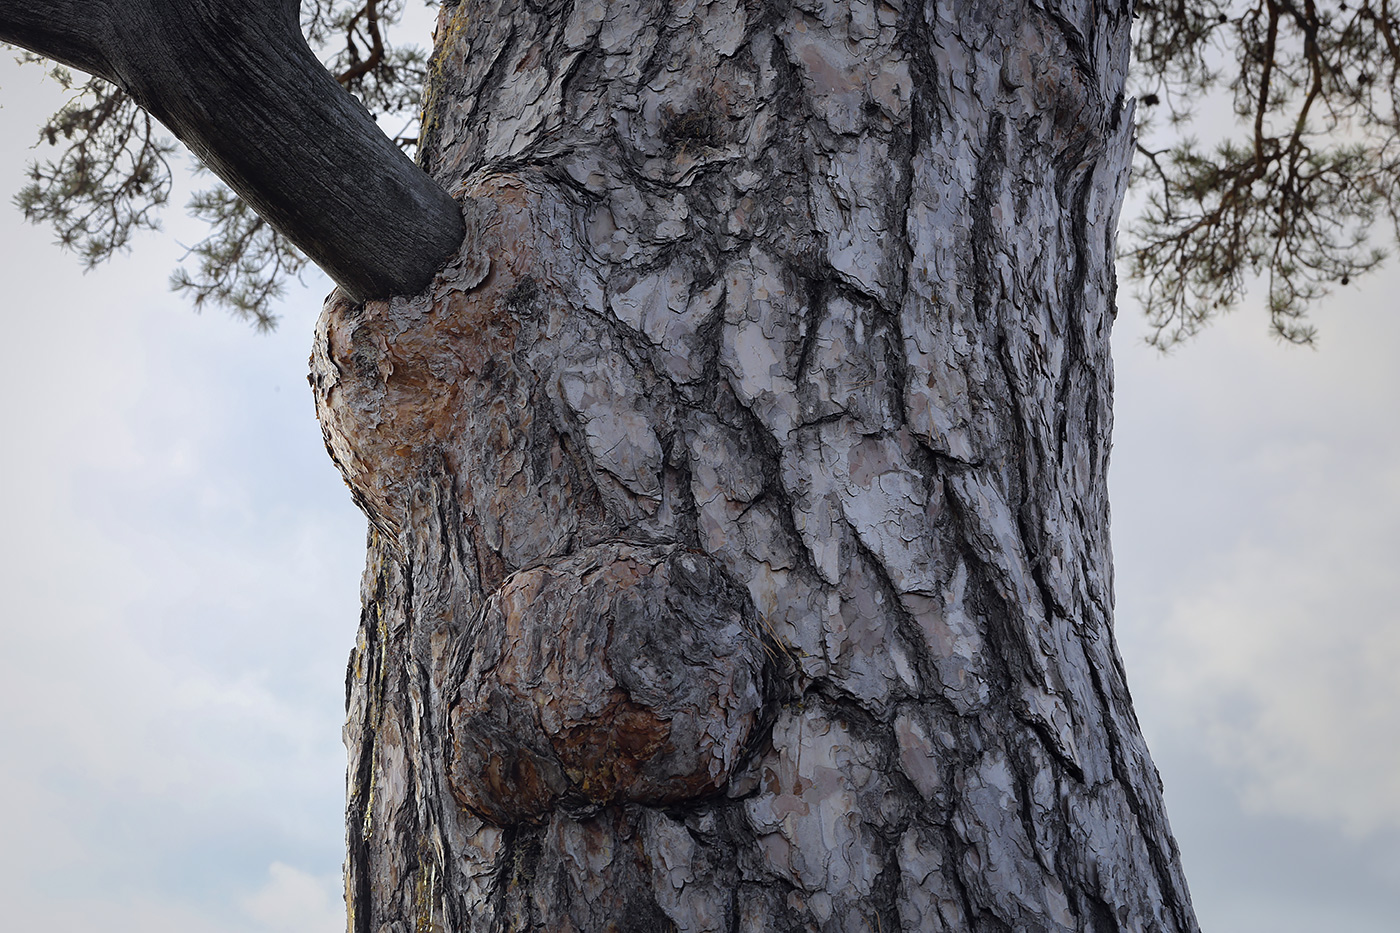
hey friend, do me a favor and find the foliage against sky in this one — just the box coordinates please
[9,0,1400,341]
[1130,1,1400,347]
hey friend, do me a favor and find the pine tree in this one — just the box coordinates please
[5,2,1395,929]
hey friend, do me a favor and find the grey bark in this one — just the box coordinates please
[0,0,465,300]
[309,0,1201,931]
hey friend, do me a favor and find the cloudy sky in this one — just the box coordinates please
[1,34,1397,933]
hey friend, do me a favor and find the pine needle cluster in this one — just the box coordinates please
[1129,0,1400,347]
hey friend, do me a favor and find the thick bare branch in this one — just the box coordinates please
[0,1,116,79]
[0,0,464,301]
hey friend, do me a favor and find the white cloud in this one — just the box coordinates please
[1112,251,1400,839]
[242,863,345,933]
[1147,536,1400,834]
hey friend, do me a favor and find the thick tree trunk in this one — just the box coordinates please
[311,0,1199,930]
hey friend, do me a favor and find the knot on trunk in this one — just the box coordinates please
[309,185,530,548]
[445,543,771,825]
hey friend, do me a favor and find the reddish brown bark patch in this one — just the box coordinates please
[311,178,545,543]
[446,543,769,825]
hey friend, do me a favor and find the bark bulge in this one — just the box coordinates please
[446,542,772,825]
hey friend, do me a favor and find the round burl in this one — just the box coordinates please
[446,543,769,825]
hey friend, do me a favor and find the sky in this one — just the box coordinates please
[1,33,1398,933]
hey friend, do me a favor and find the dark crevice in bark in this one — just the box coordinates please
[687,294,732,404]
[939,474,1025,710]
[346,540,398,933]
[1038,3,1097,88]
[709,386,830,598]
[488,822,545,930]
[792,273,830,400]
[1085,888,1126,933]
[1016,712,1088,785]
[945,804,1019,933]
[886,129,920,317]
[938,818,985,932]
[548,46,597,147]
[914,433,988,471]
[870,846,909,933]
[969,109,1030,527]
[1048,792,1092,930]
[839,505,944,703]
[904,5,952,141]
[1010,741,1060,878]
[804,676,892,736]
[1052,176,1098,470]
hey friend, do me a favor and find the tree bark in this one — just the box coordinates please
[310,0,1200,930]
[0,0,465,300]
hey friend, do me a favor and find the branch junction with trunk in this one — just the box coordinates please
[0,0,465,301]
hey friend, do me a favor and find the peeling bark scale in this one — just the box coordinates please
[308,0,1200,930]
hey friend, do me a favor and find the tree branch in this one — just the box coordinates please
[0,0,465,301]
[0,1,116,79]
[336,1,385,85]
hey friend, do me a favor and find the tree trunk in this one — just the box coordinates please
[310,0,1199,930]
